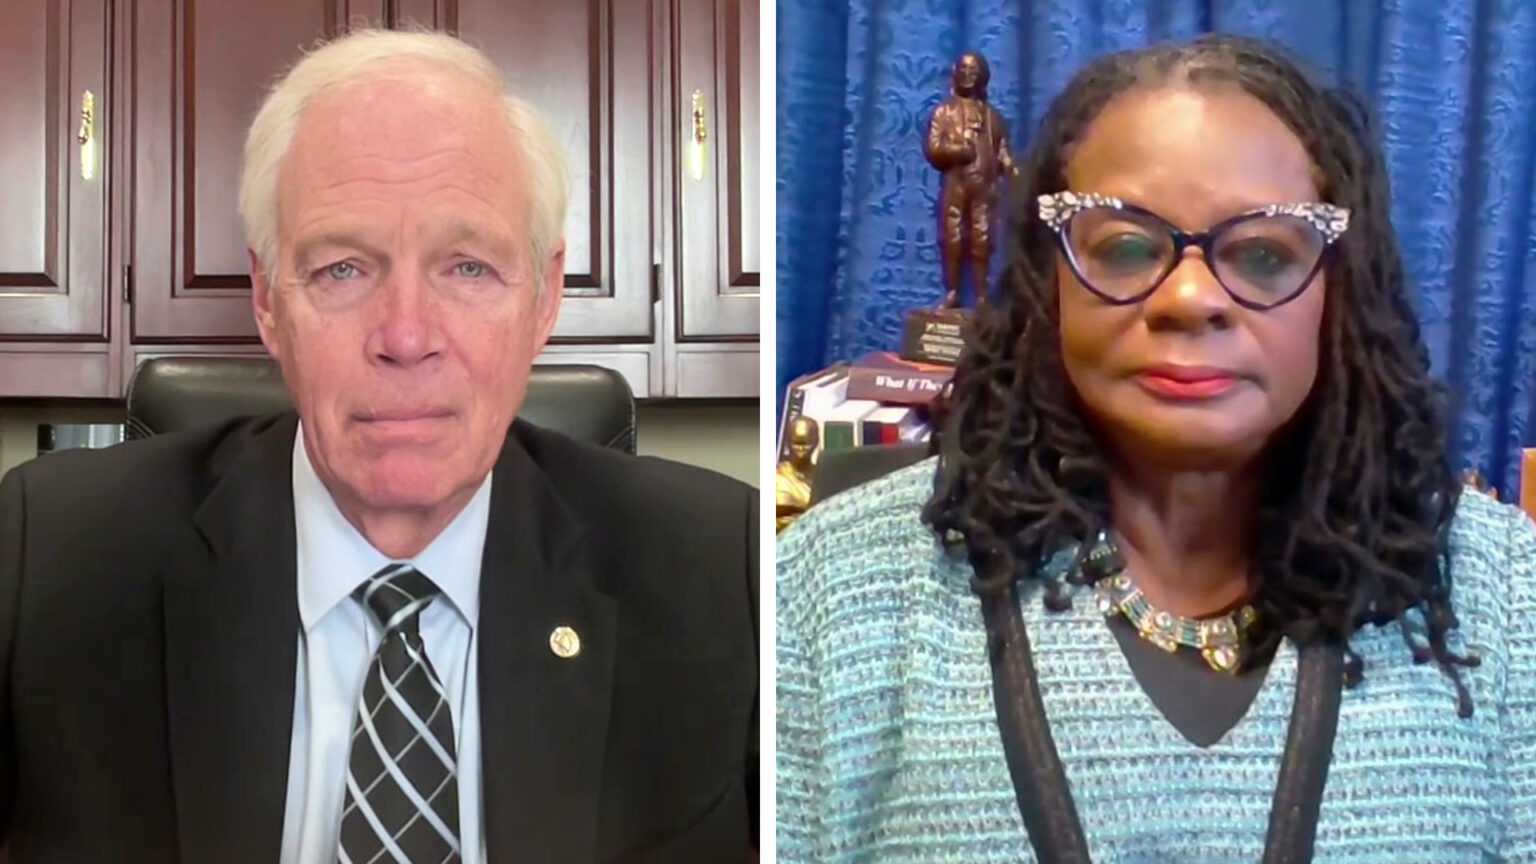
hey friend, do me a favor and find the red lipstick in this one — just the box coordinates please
[1135,365,1238,399]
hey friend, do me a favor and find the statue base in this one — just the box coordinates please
[900,307,970,366]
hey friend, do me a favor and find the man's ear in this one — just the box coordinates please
[531,240,565,350]
[249,248,281,358]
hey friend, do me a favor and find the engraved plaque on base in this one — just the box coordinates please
[900,307,970,366]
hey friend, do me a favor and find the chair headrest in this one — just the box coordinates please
[126,357,636,454]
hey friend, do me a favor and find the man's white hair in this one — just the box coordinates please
[238,28,568,285]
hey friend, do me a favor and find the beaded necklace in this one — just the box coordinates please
[1083,528,1257,673]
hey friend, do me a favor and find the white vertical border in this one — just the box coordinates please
[757,0,778,860]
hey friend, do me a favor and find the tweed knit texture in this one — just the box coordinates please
[776,457,1536,863]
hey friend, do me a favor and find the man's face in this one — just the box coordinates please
[787,422,817,465]
[954,55,983,95]
[252,71,563,519]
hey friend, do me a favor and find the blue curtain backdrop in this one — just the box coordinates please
[776,0,1536,494]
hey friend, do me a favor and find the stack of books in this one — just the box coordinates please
[776,351,955,460]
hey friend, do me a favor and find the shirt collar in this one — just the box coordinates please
[292,420,490,632]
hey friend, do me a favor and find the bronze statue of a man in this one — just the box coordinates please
[924,52,1016,308]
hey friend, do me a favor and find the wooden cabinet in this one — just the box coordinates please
[130,0,656,345]
[673,0,759,341]
[0,0,110,342]
[129,0,384,342]
[0,0,112,396]
[0,0,757,400]
[418,0,657,342]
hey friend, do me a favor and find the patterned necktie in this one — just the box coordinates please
[337,564,462,864]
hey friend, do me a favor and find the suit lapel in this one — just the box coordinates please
[164,414,301,864]
[479,426,618,862]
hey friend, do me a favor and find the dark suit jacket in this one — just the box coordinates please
[0,413,758,863]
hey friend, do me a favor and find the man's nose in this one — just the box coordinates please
[371,273,442,365]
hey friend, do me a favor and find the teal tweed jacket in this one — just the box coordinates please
[777,458,1536,863]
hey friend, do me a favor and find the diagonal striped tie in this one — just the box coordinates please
[337,564,462,864]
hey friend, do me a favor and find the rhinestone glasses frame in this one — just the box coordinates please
[1036,191,1351,310]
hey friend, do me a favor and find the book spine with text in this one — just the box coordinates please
[847,365,950,405]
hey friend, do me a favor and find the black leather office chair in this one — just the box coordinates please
[126,356,637,454]
[810,442,928,505]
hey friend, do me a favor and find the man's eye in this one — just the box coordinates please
[323,262,358,280]
[455,261,486,279]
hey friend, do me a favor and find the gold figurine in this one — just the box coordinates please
[776,416,820,533]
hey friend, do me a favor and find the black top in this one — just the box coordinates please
[983,585,1345,864]
[1105,614,1272,746]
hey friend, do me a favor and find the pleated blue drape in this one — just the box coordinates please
[776,0,1536,492]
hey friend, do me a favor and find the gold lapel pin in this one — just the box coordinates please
[549,625,581,659]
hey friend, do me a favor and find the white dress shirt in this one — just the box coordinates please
[279,422,492,864]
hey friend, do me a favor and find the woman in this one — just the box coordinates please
[777,34,1536,863]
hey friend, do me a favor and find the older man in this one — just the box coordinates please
[0,30,756,864]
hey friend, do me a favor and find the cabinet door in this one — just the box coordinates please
[394,0,657,342]
[674,0,759,340]
[129,0,385,343]
[0,0,109,341]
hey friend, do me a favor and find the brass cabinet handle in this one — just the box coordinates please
[688,89,707,180]
[78,90,96,180]
[692,89,708,144]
